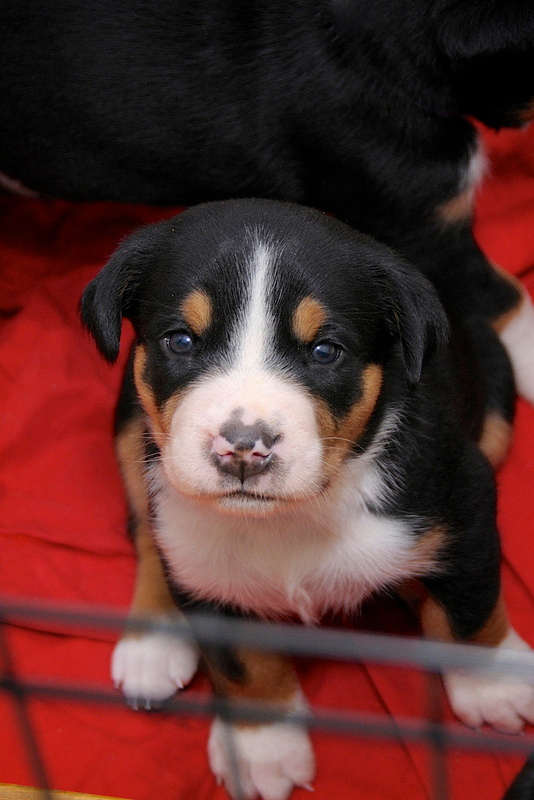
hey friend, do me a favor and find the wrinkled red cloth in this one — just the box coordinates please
[0,124,533,799]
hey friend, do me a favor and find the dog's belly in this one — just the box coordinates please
[153,483,438,623]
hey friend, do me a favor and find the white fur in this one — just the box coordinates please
[161,368,324,505]
[159,240,327,506]
[208,690,315,800]
[112,631,199,706]
[443,628,534,734]
[153,238,434,624]
[498,291,534,405]
[236,241,275,376]
[152,411,437,624]
[463,139,488,196]
[446,137,488,217]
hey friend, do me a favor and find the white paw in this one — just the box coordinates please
[208,717,315,800]
[444,629,534,734]
[112,631,199,708]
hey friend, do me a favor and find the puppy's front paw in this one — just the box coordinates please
[112,631,199,708]
[444,629,534,734]
[208,717,315,800]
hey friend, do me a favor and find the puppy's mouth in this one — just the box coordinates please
[211,490,281,517]
[210,481,330,516]
[219,487,282,505]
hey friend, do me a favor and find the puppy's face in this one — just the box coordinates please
[82,200,447,516]
[133,239,385,515]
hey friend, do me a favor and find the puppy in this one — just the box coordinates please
[3,1,534,406]
[81,199,533,800]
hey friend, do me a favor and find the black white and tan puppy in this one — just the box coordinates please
[82,199,533,800]
[3,0,534,409]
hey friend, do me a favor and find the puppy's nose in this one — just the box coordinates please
[212,426,275,481]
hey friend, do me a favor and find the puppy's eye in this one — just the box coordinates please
[310,340,342,364]
[165,330,194,354]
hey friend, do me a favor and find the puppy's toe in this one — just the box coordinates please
[208,717,315,800]
[112,631,199,706]
[445,671,534,733]
[444,627,534,733]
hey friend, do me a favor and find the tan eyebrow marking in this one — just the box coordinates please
[181,288,213,336]
[292,296,327,343]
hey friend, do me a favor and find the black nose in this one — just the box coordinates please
[211,420,277,482]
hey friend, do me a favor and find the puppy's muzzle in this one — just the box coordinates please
[211,417,279,483]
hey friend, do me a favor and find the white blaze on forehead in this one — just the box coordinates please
[159,237,326,502]
[233,240,276,375]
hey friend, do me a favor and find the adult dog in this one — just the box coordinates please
[2,0,534,403]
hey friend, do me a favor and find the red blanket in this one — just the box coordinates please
[0,124,533,800]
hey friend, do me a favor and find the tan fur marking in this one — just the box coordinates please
[489,263,527,334]
[205,649,299,724]
[129,521,176,616]
[437,188,475,225]
[470,594,510,647]
[317,363,383,477]
[411,527,446,572]
[115,416,175,617]
[292,297,327,343]
[133,344,184,440]
[182,288,213,336]
[478,411,512,469]
[420,595,455,642]
[133,345,166,448]
[421,593,509,646]
[115,416,150,522]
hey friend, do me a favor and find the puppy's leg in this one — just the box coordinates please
[421,592,534,734]
[420,444,534,733]
[204,647,315,800]
[112,415,199,706]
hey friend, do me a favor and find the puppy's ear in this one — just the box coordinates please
[378,260,449,386]
[81,228,155,362]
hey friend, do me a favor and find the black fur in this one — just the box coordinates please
[82,200,449,399]
[3,0,533,329]
[82,199,512,642]
[504,756,534,800]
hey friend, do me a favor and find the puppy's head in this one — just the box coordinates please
[82,200,448,515]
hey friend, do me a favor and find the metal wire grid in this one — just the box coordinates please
[1,596,534,800]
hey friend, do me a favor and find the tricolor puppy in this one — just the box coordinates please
[82,199,533,800]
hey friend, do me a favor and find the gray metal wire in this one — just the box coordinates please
[1,595,533,800]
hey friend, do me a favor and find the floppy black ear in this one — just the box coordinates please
[81,228,155,362]
[378,260,450,386]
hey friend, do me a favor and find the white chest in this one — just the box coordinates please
[152,473,434,623]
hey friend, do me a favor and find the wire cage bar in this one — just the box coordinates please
[1,596,534,800]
